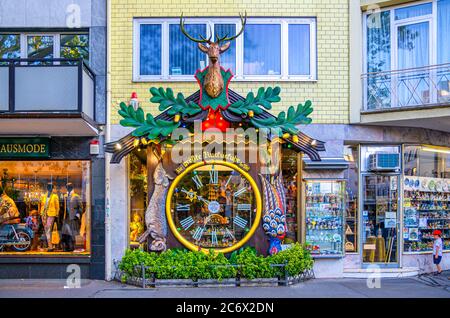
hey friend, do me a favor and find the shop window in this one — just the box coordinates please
[344,146,359,253]
[133,17,317,81]
[0,161,91,254]
[281,149,300,243]
[360,145,401,264]
[403,145,450,253]
[305,180,345,256]
[129,150,147,248]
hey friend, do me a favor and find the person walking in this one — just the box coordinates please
[432,230,443,275]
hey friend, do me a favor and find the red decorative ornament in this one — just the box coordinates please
[202,109,230,132]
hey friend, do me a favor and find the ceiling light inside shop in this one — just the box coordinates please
[343,146,355,162]
[421,146,450,154]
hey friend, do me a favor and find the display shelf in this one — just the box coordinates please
[305,180,345,256]
[403,181,450,253]
[283,180,298,243]
[345,198,358,252]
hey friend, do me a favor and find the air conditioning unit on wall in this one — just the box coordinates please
[368,153,400,171]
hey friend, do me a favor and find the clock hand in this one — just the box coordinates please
[197,196,210,205]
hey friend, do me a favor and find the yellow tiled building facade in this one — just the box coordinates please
[109,0,349,125]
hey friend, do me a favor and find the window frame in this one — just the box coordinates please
[362,0,439,75]
[0,159,92,256]
[133,17,317,82]
[0,32,89,61]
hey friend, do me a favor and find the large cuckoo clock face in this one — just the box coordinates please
[166,161,262,253]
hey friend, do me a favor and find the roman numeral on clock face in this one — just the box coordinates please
[233,187,246,197]
[224,175,233,188]
[209,167,218,184]
[238,204,251,211]
[225,228,235,240]
[233,215,248,229]
[192,175,203,189]
[211,231,218,246]
[192,226,205,241]
[180,216,195,230]
[176,204,191,211]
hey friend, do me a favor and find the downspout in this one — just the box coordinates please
[105,0,112,280]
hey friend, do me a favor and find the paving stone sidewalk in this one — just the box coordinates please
[0,272,449,298]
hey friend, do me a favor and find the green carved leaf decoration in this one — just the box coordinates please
[250,100,314,135]
[118,102,180,140]
[228,86,281,116]
[149,87,202,116]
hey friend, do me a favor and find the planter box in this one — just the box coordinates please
[115,270,313,288]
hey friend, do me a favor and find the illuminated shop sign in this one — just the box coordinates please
[0,138,50,159]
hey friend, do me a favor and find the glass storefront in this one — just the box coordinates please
[344,145,359,253]
[361,174,399,263]
[281,149,300,244]
[403,145,450,253]
[0,160,91,254]
[360,146,400,264]
[124,142,450,264]
[305,180,345,256]
[129,150,147,248]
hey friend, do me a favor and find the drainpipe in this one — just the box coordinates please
[105,0,112,280]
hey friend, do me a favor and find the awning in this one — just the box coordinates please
[303,158,349,170]
[0,113,99,137]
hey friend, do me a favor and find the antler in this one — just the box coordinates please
[216,12,247,44]
[180,13,212,44]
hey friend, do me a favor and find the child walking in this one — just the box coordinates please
[433,230,443,275]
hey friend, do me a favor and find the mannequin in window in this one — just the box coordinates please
[62,183,83,252]
[0,181,20,224]
[39,183,60,252]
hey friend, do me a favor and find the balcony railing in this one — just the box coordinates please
[362,63,450,112]
[0,58,95,120]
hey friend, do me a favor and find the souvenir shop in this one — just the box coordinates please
[104,13,450,278]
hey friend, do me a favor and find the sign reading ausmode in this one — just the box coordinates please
[0,138,50,158]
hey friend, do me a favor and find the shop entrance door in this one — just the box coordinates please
[361,174,400,266]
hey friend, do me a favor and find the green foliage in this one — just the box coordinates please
[118,102,180,140]
[119,248,236,281]
[251,100,314,135]
[228,86,281,116]
[233,247,274,279]
[118,244,313,282]
[150,87,202,116]
[268,243,314,277]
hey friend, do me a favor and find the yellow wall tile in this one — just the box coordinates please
[110,0,349,125]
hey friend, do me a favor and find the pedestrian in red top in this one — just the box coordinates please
[432,230,443,275]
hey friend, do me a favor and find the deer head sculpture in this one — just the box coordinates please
[180,12,247,98]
